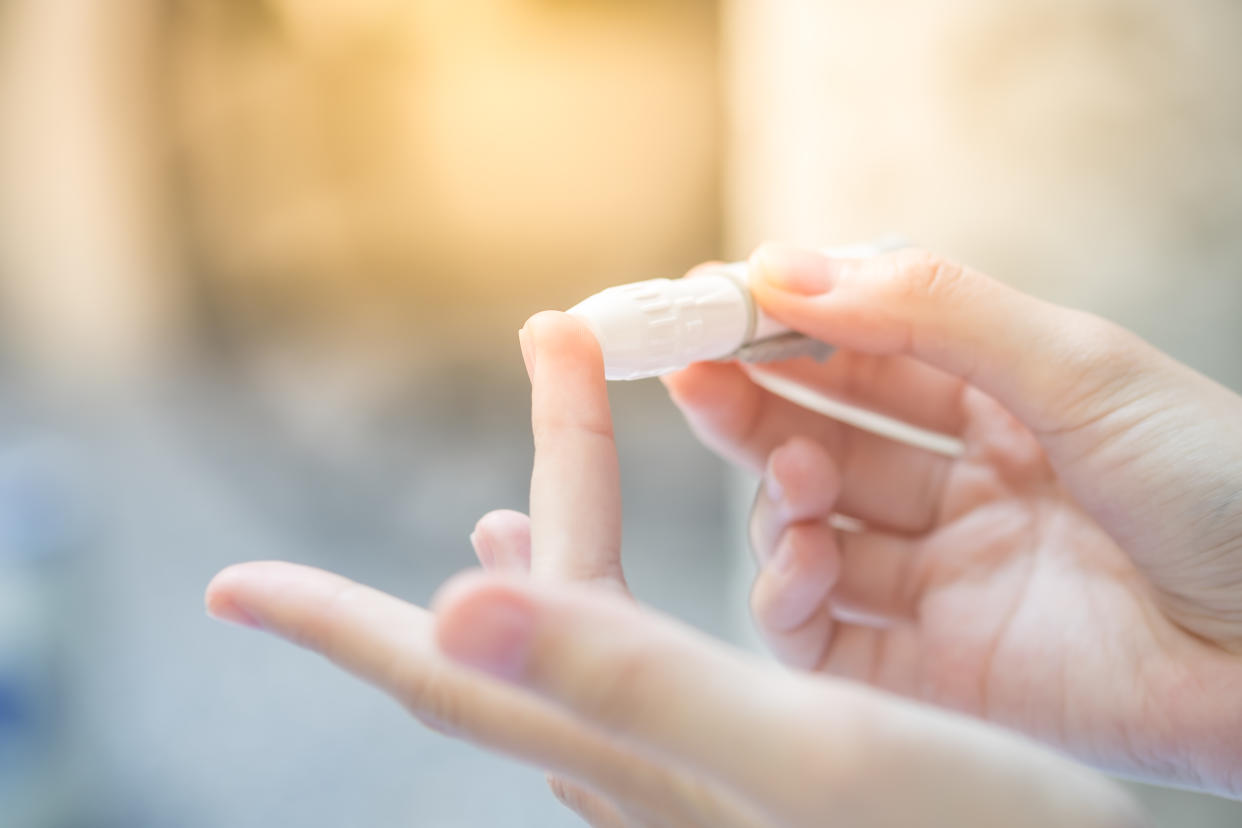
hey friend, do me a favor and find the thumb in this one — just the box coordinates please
[749,244,1155,438]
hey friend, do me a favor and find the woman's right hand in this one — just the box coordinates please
[663,244,1242,797]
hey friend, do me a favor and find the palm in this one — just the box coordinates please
[806,391,1225,780]
[848,446,1141,741]
[665,355,1239,786]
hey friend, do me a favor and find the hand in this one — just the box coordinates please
[662,244,1242,796]
[207,313,1143,826]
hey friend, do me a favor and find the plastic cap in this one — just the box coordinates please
[568,268,752,380]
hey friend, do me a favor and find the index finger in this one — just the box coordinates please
[203,562,676,808]
[523,311,625,586]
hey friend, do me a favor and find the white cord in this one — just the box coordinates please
[746,367,965,459]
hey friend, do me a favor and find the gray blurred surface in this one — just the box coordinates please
[12,351,1242,826]
[5,374,734,827]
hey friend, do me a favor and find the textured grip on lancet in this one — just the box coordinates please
[733,333,834,364]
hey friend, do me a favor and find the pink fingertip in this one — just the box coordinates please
[434,574,536,682]
[751,244,835,295]
[763,452,786,503]
[771,532,799,575]
[204,563,284,630]
[767,436,840,518]
[758,526,842,632]
[205,594,262,630]
[470,528,494,568]
[518,326,536,381]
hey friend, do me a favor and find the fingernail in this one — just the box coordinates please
[518,326,536,380]
[770,533,798,575]
[207,599,262,630]
[439,592,535,681]
[752,244,835,295]
[470,529,494,568]
[764,461,784,504]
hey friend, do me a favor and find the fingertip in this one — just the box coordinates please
[765,437,841,519]
[526,310,612,436]
[469,528,493,568]
[432,572,537,681]
[205,560,278,601]
[205,561,360,633]
[475,508,532,531]
[522,309,562,331]
[205,562,277,629]
[750,524,841,633]
[206,595,262,629]
[525,310,602,363]
[471,509,532,572]
[683,260,728,280]
[430,569,514,617]
[517,325,535,380]
[205,562,245,601]
[764,438,803,503]
[749,243,835,296]
[767,435,832,484]
[752,597,836,673]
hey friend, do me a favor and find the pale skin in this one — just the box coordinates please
[206,244,1242,825]
[664,245,1242,796]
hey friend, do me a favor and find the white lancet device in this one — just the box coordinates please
[566,237,965,458]
[567,241,898,381]
[566,237,963,458]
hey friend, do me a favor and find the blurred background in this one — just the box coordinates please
[0,0,1239,825]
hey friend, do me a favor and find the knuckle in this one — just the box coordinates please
[838,353,888,401]
[1064,311,1138,366]
[883,250,967,304]
[532,415,615,445]
[1047,310,1150,423]
[574,643,663,729]
[399,663,469,738]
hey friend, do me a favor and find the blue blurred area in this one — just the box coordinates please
[0,439,74,826]
[0,374,734,827]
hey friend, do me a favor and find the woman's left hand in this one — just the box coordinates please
[206,312,1143,827]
